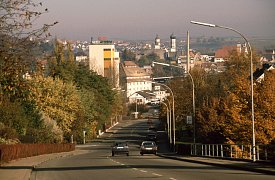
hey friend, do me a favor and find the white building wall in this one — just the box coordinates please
[114,51,120,88]
[214,57,225,62]
[126,80,152,98]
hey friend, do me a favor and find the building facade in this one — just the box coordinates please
[88,40,120,87]
[120,61,152,98]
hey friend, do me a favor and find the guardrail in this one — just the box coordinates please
[176,143,275,162]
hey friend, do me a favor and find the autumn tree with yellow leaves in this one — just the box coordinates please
[167,50,275,145]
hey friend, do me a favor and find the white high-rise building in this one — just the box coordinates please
[88,40,120,88]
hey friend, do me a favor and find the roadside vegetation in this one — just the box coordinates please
[0,0,123,144]
[164,51,275,145]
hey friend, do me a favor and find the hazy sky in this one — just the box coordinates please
[38,0,275,41]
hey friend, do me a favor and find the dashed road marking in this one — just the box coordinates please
[140,170,147,173]
[169,178,177,180]
[152,173,162,177]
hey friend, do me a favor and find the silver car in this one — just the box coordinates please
[112,142,129,156]
[140,141,157,155]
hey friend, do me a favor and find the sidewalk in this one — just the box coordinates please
[0,148,89,180]
[156,130,275,176]
[157,153,275,175]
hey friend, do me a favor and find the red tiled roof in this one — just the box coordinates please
[215,46,236,58]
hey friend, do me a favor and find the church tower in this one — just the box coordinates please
[154,34,161,49]
[170,33,176,52]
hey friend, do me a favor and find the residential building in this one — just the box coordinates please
[152,84,168,102]
[214,46,235,62]
[120,61,152,98]
[214,43,247,62]
[88,40,120,87]
[254,63,275,83]
[128,90,156,104]
[262,49,275,62]
[75,51,88,63]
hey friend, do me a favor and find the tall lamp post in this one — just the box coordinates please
[152,61,195,152]
[128,91,143,119]
[152,63,177,150]
[160,100,172,146]
[187,31,196,147]
[190,20,255,162]
[150,80,175,149]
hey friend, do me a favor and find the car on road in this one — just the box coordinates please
[146,133,157,141]
[111,142,129,156]
[148,126,156,132]
[140,141,158,155]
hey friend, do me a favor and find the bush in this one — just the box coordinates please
[0,123,19,144]
[0,143,75,163]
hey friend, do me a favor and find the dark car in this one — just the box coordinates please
[148,126,156,132]
[140,141,158,155]
[146,133,157,141]
[111,142,129,156]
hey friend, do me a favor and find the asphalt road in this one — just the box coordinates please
[30,119,274,180]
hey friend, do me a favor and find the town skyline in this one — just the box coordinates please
[39,0,275,41]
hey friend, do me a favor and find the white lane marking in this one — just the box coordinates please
[169,178,177,180]
[132,168,138,171]
[152,173,162,177]
[120,163,125,165]
[140,170,147,173]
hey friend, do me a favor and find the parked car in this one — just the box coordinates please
[140,141,158,155]
[111,142,129,156]
[146,133,157,141]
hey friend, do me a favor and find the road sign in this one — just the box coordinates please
[187,116,192,124]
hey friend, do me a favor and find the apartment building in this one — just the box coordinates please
[120,61,152,100]
[88,40,120,87]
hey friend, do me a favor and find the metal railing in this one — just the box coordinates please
[184,143,275,161]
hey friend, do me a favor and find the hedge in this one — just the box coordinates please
[0,143,75,163]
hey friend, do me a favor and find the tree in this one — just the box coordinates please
[137,53,160,67]
[121,49,136,61]
[0,0,57,100]
[28,75,81,136]
[168,49,275,145]
[254,70,275,144]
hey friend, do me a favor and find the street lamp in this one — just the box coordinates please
[160,101,170,136]
[191,20,256,162]
[160,100,172,147]
[187,31,196,153]
[128,91,144,119]
[152,61,196,151]
[150,66,177,150]
[151,81,174,148]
